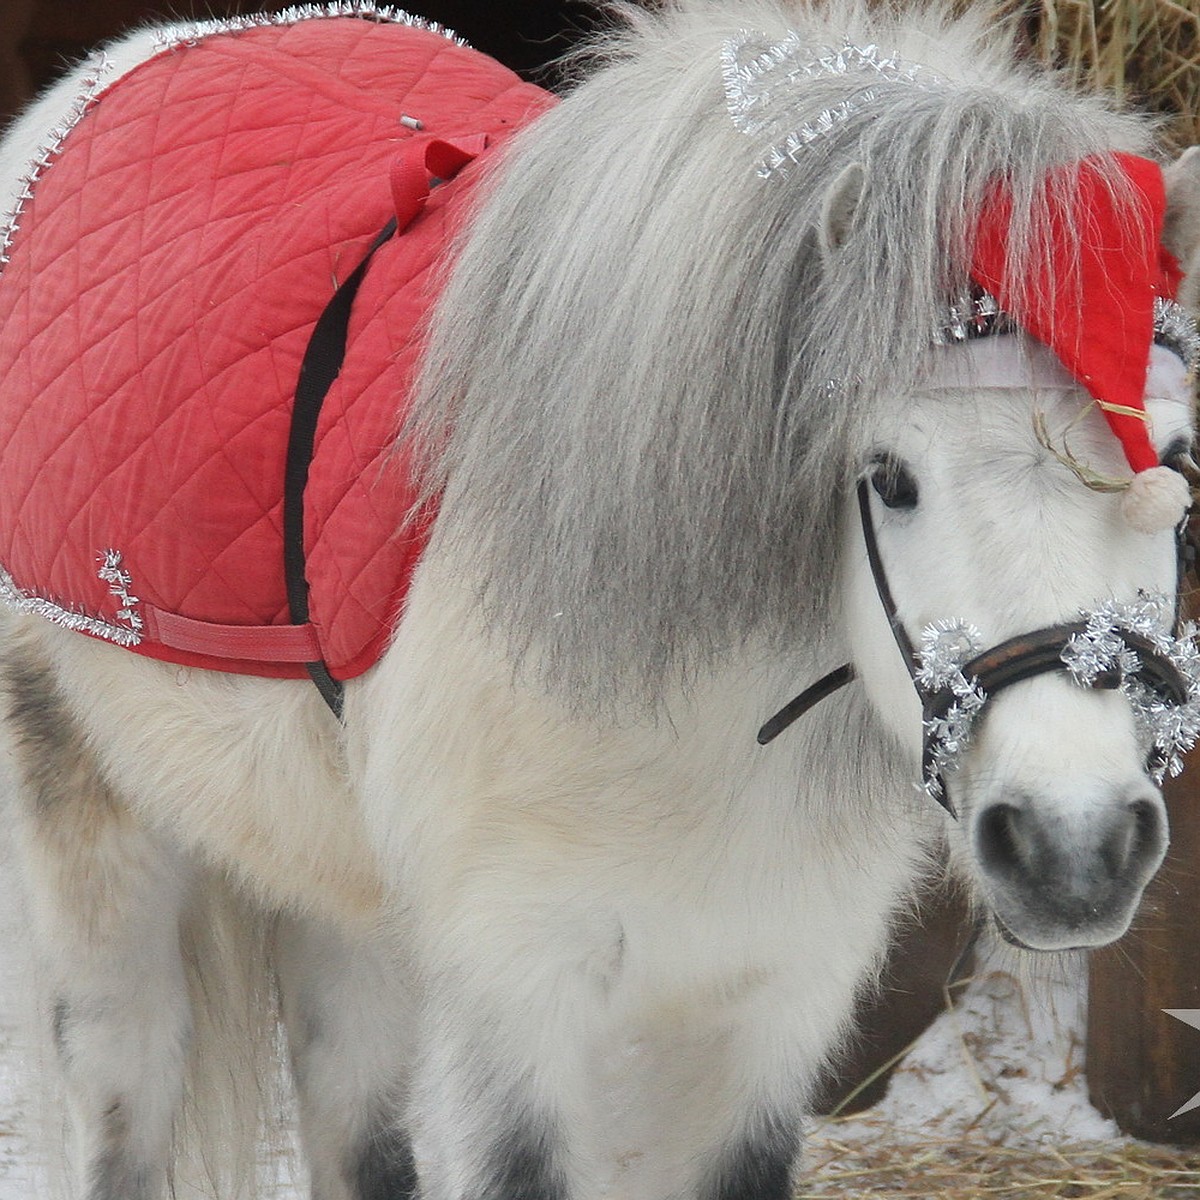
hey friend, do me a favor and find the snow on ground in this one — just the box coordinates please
[835,936,1113,1142]
[825,940,1119,1148]
[794,937,1200,1196]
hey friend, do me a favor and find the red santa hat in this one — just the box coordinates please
[969,152,1192,533]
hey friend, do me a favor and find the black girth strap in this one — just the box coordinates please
[284,217,399,719]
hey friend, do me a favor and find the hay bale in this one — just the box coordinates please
[800,1127,1200,1198]
[1000,0,1200,154]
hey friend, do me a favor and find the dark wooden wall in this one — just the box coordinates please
[1088,580,1200,1144]
[1089,756,1200,1144]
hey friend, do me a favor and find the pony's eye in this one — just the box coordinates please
[870,455,919,510]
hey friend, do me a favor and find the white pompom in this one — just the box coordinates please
[1121,466,1192,533]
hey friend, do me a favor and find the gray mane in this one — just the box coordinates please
[404,0,1154,711]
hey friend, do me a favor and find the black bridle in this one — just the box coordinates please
[758,478,1193,816]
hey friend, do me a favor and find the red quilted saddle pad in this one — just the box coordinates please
[0,10,553,682]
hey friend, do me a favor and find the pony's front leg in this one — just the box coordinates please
[275,911,419,1200]
[4,657,193,1200]
[408,942,807,1200]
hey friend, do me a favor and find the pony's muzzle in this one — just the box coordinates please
[973,788,1168,951]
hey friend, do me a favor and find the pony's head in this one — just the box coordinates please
[803,56,1200,952]
[811,131,1200,949]
[408,1,1200,950]
[843,332,1196,950]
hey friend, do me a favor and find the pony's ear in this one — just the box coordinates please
[1164,147,1200,310]
[819,163,866,258]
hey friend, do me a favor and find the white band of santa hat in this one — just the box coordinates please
[928,152,1200,533]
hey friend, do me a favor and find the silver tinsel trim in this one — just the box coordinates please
[915,618,983,691]
[1060,595,1200,782]
[96,549,144,638]
[149,2,464,56]
[923,689,986,800]
[933,288,1017,346]
[722,31,943,179]
[915,619,985,798]
[1154,297,1200,376]
[0,553,143,647]
[0,51,114,272]
[934,290,1200,373]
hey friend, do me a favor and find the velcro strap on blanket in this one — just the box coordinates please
[144,607,323,662]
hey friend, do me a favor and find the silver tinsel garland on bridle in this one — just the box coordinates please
[913,619,987,798]
[915,598,1200,800]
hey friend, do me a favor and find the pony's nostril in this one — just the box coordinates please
[1103,798,1165,879]
[976,803,1028,880]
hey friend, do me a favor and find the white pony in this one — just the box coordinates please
[1,2,1200,1198]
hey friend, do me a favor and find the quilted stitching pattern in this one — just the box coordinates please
[0,17,553,678]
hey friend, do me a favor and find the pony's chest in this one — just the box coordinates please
[0,15,552,683]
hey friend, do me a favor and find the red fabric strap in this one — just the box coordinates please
[144,606,322,662]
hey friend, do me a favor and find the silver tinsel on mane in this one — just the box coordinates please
[721,31,945,178]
